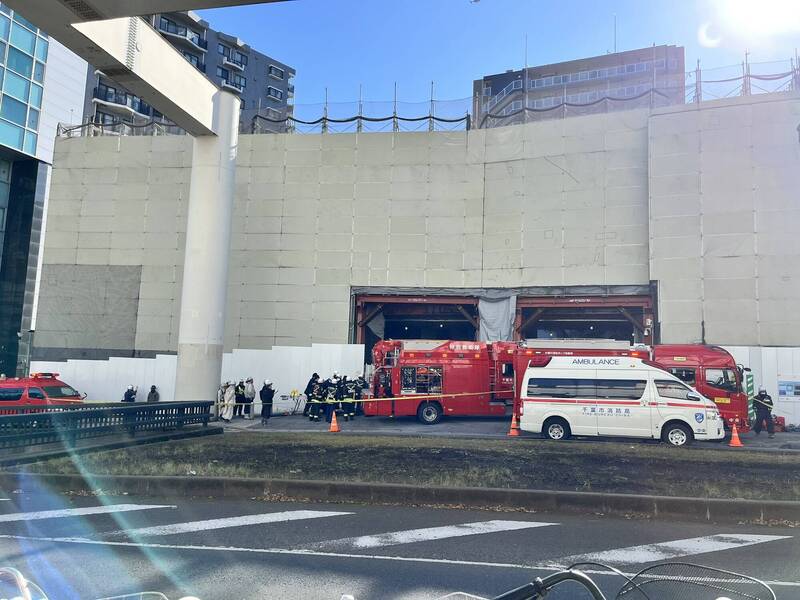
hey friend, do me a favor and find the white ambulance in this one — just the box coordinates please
[518,356,724,446]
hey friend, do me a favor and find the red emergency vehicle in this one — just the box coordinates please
[365,340,515,424]
[366,339,750,428]
[652,345,750,431]
[0,373,84,406]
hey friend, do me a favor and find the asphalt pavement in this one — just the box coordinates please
[0,491,795,599]
[226,413,800,451]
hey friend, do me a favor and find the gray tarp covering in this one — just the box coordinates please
[478,296,517,342]
[365,311,385,338]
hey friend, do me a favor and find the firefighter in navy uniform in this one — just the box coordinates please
[354,374,368,415]
[323,375,340,423]
[341,376,358,421]
[308,379,325,422]
[753,386,775,438]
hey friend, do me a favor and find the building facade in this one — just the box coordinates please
[0,2,87,376]
[85,10,295,134]
[473,45,685,127]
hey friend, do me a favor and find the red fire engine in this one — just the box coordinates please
[365,339,750,429]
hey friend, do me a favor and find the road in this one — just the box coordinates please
[228,413,800,451]
[0,492,795,599]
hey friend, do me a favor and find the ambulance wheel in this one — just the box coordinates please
[417,402,442,425]
[662,422,693,446]
[543,417,570,441]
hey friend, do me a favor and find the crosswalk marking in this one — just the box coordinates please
[109,510,353,538]
[0,503,175,523]
[554,534,791,566]
[314,520,557,550]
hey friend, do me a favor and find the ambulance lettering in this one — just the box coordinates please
[571,358,620,366]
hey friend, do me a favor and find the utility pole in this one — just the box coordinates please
[429,80,435,132]
[695,59,702,103]
[322,87,329,134]
[393,82,399,133]
[357,84,363,133]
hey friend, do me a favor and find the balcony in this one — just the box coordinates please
[158,20,208,52]
[92,87,151,117]
[220,79,243,93]
[222,55,245,71]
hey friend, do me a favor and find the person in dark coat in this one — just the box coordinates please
[303,373,320,417]
[753,386,775,438]
[122,385,137,403]
[234,380,246,418]
[146,385,159,403]
[260,380,275,425]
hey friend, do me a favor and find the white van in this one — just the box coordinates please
[519,356,724,446]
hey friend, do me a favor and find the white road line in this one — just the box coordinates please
[555,534,791,566]
[0,534,798,589]
[314,520,557,550]
[109,510,353,537]
[0,504,175,523]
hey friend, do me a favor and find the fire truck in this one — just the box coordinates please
[364,339,750,429]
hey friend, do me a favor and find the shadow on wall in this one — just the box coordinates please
[30,343,365,402]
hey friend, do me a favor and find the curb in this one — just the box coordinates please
[0,473,796,524]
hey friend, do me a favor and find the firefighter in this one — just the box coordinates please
[244,378,256,420]
[234,380,246,418]
[323,375,340,423]
[753,386,775,438]
[303,373,320,417]
[122,385,137,403]
[260,380,275,425]
[308,378,325,422]
[341,376,358,421]
[355,374,368,415]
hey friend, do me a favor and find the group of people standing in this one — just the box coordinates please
[218,378,276,425]
[303,372,368,423]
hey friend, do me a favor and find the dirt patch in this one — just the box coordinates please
[12,433,800,501]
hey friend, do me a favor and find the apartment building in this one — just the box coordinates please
[86,10,295,133]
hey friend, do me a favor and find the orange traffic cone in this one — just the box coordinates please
[728,423,743,447]
[329,410,340,433]
[507,413,520,437]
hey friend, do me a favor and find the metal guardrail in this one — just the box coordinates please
[0,402,212,450]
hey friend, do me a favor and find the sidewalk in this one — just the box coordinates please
[220,413,800,451]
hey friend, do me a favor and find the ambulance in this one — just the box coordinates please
[518,355,724,446]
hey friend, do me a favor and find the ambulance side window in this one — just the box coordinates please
[527,378,579,398]
[655,380,695,400]
[596,380,646,400]
[669,368,696,386]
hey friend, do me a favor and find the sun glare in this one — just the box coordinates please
[714,0,800,37]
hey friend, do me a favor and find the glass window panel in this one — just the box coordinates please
[34,37,47,62]
[29,82,41,107]
[0,41,5,64]
[669,368,696,386]
[0,16,8,40]
[1,93,26,125]
[26,106,37,129]
[655,380,694,400]
[4,70,28,101]
[596,379,647,400]
[23,130,35,155]
[0,67,4,88]
[12,13,37,34]
[32,60,43,83]
[527,378,581,399]
[0,5,9,16]
[0,387,23,401]
[0,118,23,149]
[7,46,31,77]
[704,368,738,392]
[10,22,35,55]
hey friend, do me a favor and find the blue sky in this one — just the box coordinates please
[200,0,800,105]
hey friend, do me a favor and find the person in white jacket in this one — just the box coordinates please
[244,378,256,420]
[220,382,235,422]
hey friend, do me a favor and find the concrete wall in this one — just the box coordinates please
[37,108,652,357]
[649,93,800,346]
[35,92,800,360]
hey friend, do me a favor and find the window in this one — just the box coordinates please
[32,60,44,83]
[528,378,587,399]
[27,387,44,400]
[400,366,442,394]
[704,368,738,392]
[268,65,285,79]
[26,107,38,129]
[235,51,248,66]
[218,43,229,56]
[636,62,646,72]
[10,22,35,54]
[182,52,199,67]
[4,71,28,102]
[596,380,647,400]
[232,73,246,88]
[267,86,283,100]
[501,363,513,377]
[34,36,47,62]
[1,94,27,125]
[7,46,32,77]
[0,388,23,401]
[669,368,696,386]
[216,66,228,79]
[483,86,491,96]
[0,16,9,41]
[655,380,695,400]
[42,385,80,398]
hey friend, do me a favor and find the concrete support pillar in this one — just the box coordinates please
[174,91,240,401]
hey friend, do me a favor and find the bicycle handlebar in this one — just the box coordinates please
[492,569,606,600]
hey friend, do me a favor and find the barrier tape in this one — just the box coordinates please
[215,389,514,408]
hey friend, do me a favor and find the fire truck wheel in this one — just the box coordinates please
[662,421,693,446]
[417,402,442,425]
[543,417,571,441]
